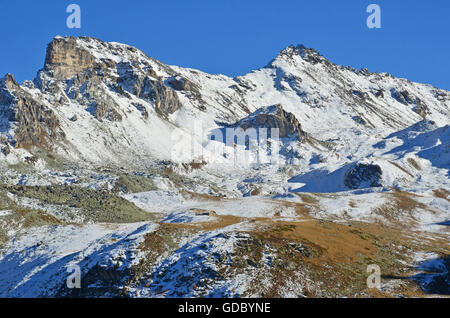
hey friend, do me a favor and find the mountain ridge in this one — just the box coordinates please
[0,36,448,298]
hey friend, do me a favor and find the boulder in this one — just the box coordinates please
[344,163,383,189]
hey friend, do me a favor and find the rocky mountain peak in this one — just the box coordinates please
[277,44,328,65]
[44,36,97,80]
[0,74,19,91]
[38,36,182,122]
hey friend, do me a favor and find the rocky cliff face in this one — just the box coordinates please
[0,74,64,151]
[273,44,330,66]
[14,93,64,150]
[232,104,309,142]
[39,37,182,121]
[116,62,182,117]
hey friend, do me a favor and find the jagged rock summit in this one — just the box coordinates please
[275,44,329,65]
[44,36,97,80]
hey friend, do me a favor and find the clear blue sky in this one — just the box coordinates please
[1,0,449,90]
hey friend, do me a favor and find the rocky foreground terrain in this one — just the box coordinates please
[0,36,448,297]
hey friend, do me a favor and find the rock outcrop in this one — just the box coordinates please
[0,74,17,106]
[116,62,182,117]
[276,44,329,65]
[344,163,383,189]
[0,74,64,150]
[42,37,182,120]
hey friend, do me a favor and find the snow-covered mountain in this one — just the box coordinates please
[0,36,448,298]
